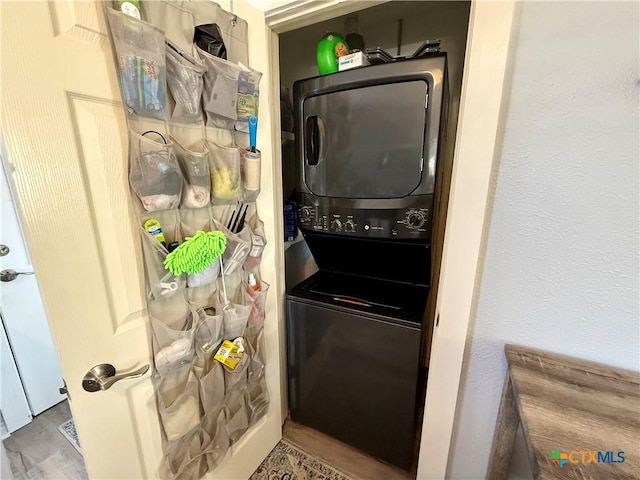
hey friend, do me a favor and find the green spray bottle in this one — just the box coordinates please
[117,0,141,19]
[316,32,349,75]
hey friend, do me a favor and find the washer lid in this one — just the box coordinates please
[302,231,431,286]
[288,270,430,325]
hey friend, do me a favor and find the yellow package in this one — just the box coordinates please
[214,340,244,369]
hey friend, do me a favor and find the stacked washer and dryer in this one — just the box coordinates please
[286,54,452,471]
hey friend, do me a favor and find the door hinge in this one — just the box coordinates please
[59,379,70,400]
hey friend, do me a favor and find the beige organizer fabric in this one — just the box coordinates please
[143,0,248,66]
[103,2,268,479]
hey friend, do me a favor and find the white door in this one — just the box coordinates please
[1,315,32,434]
[0,1,283,478]
[0,158,66,430]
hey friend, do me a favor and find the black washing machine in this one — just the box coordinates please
[287,270,428,470]
[286,54,450,470]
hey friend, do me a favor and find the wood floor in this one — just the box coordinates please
[283,419,414,480]
[2,401,87,480]
[3,406,423,480]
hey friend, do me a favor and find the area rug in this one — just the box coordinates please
[250,440,353,480]
[58,419,82,455]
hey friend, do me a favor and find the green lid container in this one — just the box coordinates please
[316,32,349,75]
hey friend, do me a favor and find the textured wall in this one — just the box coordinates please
[447,2,639,478]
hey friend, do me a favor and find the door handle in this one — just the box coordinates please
[305,115,320,166]
[0,269,34,282]
[82,363,149,392]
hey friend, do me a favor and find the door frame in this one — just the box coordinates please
[264,1,517,477]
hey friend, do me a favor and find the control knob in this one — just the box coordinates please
[300,206,313,222]
[344,220,355,233]
[405,210,426,229]
[330,219,343,231]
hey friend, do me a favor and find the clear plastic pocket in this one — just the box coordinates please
[166,43,205,124]
[211,219,251,275]
[155,366,201,442]
[188,283,217,309]
[195,306,223,355]
[161,424,201,480]
[129,130,183,212]
[139,209,185,300]
[172,136,210,209]
[149,295,197,377]
[244,218,266,271]
[198,360,225,415]
[207,143,243,202]
[224,387,249,444]
[197,47,240,130]
[241,149,261,202]
[219,290,253,341]
[223,347,249,393]
[180,207,213,233]
[246,378,269,426]
[201,409,230,471]
[105,8,166,119]
[246,275,269,328]
[246,326,265,382]
[235,65,262,133]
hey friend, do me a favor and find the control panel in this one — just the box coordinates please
[296,196,433,240]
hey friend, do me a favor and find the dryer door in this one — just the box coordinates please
[302,80,428,199]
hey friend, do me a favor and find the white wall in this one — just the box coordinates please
[243,0,295,12]
[447,2,639,478]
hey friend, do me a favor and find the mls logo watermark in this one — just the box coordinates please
[549,449,625,468]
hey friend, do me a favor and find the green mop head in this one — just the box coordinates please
[163,230,227,275]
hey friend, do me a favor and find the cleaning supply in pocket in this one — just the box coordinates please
[140,194,180,212]
[116,0,141,19]
[182,185,209,209]
[144,218,166,247]
[155,337,192,370]
[187,257,220,288]
[317,32,349,75]
[244,233,265,270]
[211,167,242,200]
[248,114,258,153]
[248,273,260,292]
[236,69,261,133]
[214,338,245,369]
[164,230,227,275]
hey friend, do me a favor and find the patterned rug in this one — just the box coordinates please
[58,419,82,455]
[250,440,353,480]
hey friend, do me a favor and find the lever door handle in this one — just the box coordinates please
[1,269,34,282]
[82,363,149,392]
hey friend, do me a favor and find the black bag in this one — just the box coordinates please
[194,24,227,59]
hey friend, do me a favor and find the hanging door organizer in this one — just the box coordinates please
[104,2,267,478]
